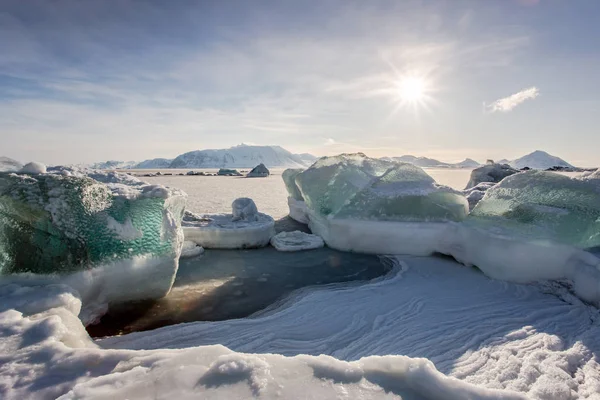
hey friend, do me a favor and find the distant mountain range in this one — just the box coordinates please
[382,155,482,169]
[0,156,22,172]
[89,145,318,170]
[384,150,579,170]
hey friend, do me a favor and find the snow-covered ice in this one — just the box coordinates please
[465,162,519,189]
[246,163,270,177]
[0,156,23,172]
[287,196,309,224]
[183,201,275,250]
[270,230,324,251]
[0,167,187,322]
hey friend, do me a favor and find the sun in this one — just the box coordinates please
[396,76,427,103]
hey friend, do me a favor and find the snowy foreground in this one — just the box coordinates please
[2,256,600,399]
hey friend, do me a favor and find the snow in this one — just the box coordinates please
[20,161,47,174]
[180,240,205,258]
[465,163,519,189]
[509,150,574,170]
[270,230,324,251]
[99,256,600,399]
[182,211,275,249]
[463,182,496,210]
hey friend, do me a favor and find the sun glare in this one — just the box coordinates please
[397,76,426,103]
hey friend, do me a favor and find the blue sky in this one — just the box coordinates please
[1,0,599,166]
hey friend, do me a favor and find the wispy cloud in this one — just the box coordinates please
[486,87,540,112]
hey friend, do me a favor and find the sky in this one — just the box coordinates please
[1,0,599,167]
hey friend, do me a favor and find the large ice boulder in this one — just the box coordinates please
[246,163,270,178]
[465,162,519,189]
[20,161,47,175]
[282,168,309,224]
[438,170,600,306]
[217,168,242,176]
[0,167,186,322]
[183,198,275,249]
[292,154,468,255]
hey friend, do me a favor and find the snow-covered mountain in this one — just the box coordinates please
[508,150,574,170]
[169,145,315,168]
[0,156,22,172]
[134,158,173,169]
[89,160,138,170]
[385,155,482,169]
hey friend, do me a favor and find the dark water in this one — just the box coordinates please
[87,246,390,337]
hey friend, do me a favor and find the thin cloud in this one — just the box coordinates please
[487,87,540,112]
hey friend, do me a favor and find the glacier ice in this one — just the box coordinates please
[290,154,468,254]
[0,167,186,320]
[270,230,324,251]
[183,198,275,249]
[180,240,204,258]
[465,162,519,189]
[462,182,496,210]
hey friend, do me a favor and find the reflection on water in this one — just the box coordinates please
[87,247,390,338]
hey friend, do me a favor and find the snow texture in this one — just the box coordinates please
[182,210,275,249]
[465,163,519,189]
[270,230,324,251]
[100,256,600,399]
[462,182,496,210]
[246,163,270,177]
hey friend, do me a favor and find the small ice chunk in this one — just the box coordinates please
[20,161,47,175]
[270,231,324,252]
[180,240,205,258]
[232,197,259,222]
[183,210,275,249]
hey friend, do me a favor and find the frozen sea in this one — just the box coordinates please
[2,166,599,399]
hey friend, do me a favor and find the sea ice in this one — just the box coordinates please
[0,167,186,321]
[270,230,324,251]
[439,170,600,305]
[462,182,496,210]
[282,168,310,223]
[0,156,23,172]
[183,198,275,249]
[465,162,519,189]
[292,153,468,254]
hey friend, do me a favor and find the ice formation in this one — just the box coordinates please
[465,162,519,189]
[291,154,468,254]
[462,182,496,210]
[0,167,186,321]
[282,168,310,223]
[217,168,242,176]
[270,230,324,251]
[246,163,270,177]
[439,170,600,305]
[180,240,204,258]
[183,198,275,249]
